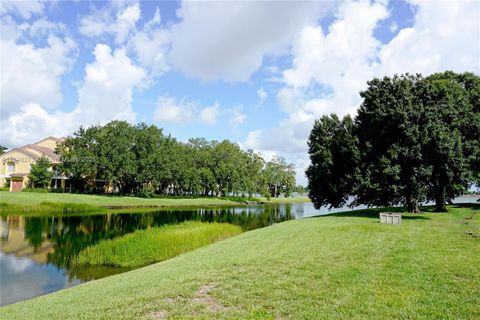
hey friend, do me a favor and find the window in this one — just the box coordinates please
[7,162,15,173]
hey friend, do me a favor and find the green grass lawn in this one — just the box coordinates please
[75,222,242,268]
[0,191,310,213]
[1,205,479,319]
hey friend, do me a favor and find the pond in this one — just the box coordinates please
[1,197,478,306]
[0,202,327,306]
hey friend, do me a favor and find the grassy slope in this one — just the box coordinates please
[0,191,309,210]
[76,222,242,268]
[1,205,479,319]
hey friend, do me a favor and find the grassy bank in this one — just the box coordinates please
[75,222,242,268]
[0,191,310,214]
[2,205,478,319]
[0,201,106,215]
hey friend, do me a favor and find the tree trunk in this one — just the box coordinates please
[406,200,421,213]
[405,192,421,213]
[434,184,447,212]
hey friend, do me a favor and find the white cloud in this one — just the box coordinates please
[79,3,170,84]
[154,95,195,124]
[199,103,219,125]
[250,0,389,171]
[0,103,69,146]
[128,27,170,81]
[246,0,480,185]
[389,21,398,33]
[257,87,267,104]
[71,43,146,124]
[245,111,314,155]
[0,20,77,117]
[376,0,480,76]
[170,1,333,82]
[79,2,141,44]
[1,43,146,147]
[154,95,219,125]
[229,107,246,126]
[0,0,44,20]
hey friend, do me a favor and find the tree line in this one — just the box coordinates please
[57,121,296,198]
[306,71,479,212]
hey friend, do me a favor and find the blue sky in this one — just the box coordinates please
[1,0,479,184]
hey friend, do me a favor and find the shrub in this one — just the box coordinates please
[22,188,50,193]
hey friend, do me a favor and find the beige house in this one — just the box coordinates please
[0,137,66,192]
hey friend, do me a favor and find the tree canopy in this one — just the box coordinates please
[58,121,296,198]
[306,72,480,212]
[29,156,53,189]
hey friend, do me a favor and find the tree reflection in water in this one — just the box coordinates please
[10,204,298,281]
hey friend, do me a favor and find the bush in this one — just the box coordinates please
[0,187,9,191]
[50,187,64,193]
[137,185,155,198]
[22,188,50,193]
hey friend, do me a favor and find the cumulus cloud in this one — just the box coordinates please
[0,17,77,117]
[0,0,44,20]
[246,0,480,185]
[154,95,219,125]
[71,43,146,124]
[169,1,333,82]
[257,87,267,104]
[0,103,70,146]
[154,95,195,124]
[389,21,398,33]
[245,111,314,155]
[128,23,170,81]
[376,0,480,76]
[1,43,146,147]
[229,106,247,126]
[199,103,219,125]
[80,3,170,83]
[79,2,141,44]
[246,0,388,162]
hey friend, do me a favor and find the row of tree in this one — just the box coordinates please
[57,121,296,198]
[306,71,479,212]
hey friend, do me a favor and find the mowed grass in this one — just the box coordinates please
[0,201,106,215]
[75,222,242,268]
[1,205,479,319]
[0,191,309,213]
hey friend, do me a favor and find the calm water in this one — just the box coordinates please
[0,203,323,306]
[1,198,478,306]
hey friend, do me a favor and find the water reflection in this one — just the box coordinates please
[0,203,301,305]
[2,198,477,305]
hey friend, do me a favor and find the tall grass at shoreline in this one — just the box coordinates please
[1,205,479,319]
[75,221,242,268]
[0,201,106,216]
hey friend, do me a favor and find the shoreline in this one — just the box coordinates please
[0,191,311,215]
[2,204,478,319]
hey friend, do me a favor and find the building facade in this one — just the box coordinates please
[0,137,66,192]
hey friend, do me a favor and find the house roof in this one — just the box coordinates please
[0,137,63,163]
[26,144,60,161]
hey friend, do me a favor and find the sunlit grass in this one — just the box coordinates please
[0,201,105,216]
[75,222,242,268]
[0,191,310,214]
[2,205,478,319]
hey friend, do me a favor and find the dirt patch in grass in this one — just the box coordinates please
[193,282,228,313]
[145,310,168,319]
